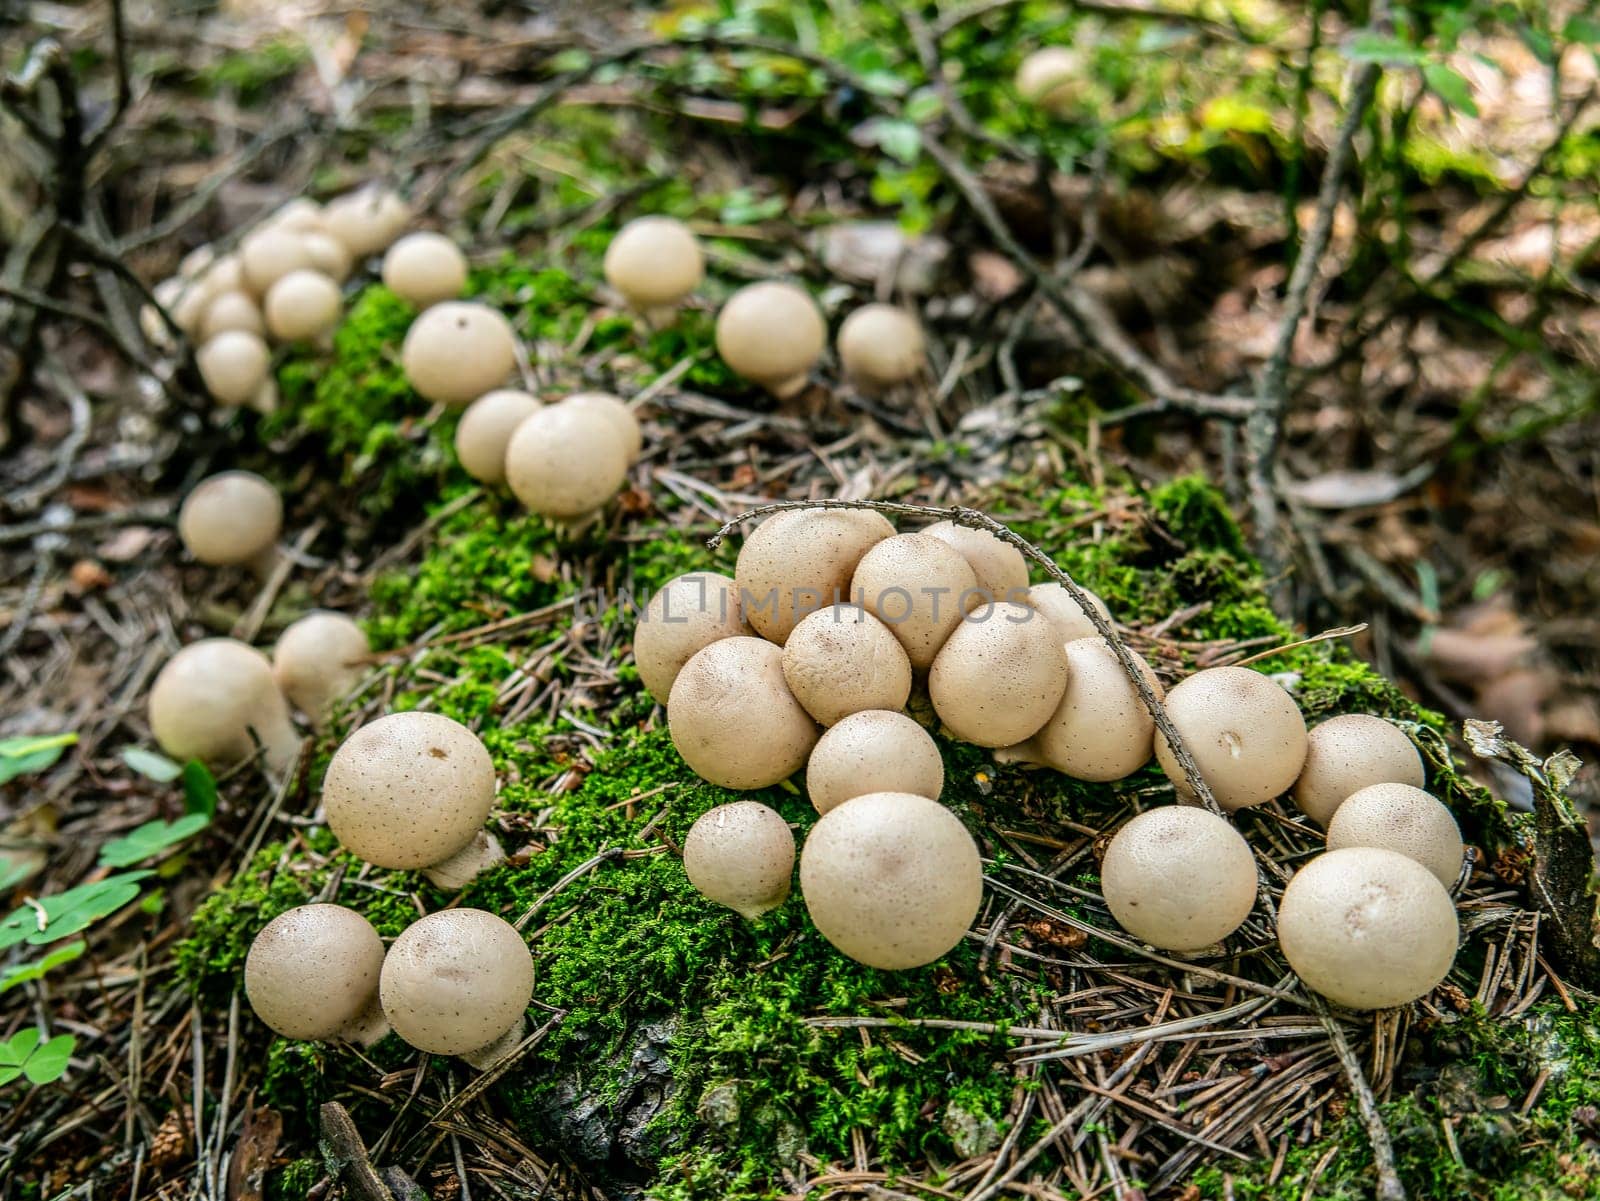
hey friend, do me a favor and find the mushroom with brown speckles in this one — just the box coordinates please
[1292,714,1425,827]
[400,301,518,407]
[1004,637,1162,781]
[781,603,912,727]
[1025,582,1111,644]
[683,801,795,919]
[1153,666,1308,811]
[454,390,541,485]
[604,216,704,327]
[244,904,388,1044]
[634,572,748,705]
[851,533,981,672]
[923,521,1028,607]
[177,470,282,576]
[382,232,468,308]
[734,507,895,644]
[1099,806,1257,951]
[1325,782,1464,889]
[504,402,631,519]
[272,611,371,727]
[148,639,300,774]
[668,636,819,789]
[928,603,1069,747]
[805,710,944,815]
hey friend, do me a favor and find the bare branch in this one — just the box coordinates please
[1314,998,1406,1201]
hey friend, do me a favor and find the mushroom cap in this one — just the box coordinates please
[851,532,981,672]
[799,791,982,969]
[322,186,412,258]
[1029,638,1161,781]
[1025,582,1111,644]
[1277,847,1459,1009]
[715,282,826,394]
[668,636,820,789]
[560,392,643,464]
[604,216,704,308]
[735,507,896,644]
[197,330,271,406]
[400,301,517,407]
[178,470,283,567]
[273,611,370,725]
[1325,783,1464,888]
[245,904,384,1041]
[1100,806,1257,951]
[263,269,342,343]
[837,304,926,388]
[922,521,1028,606]
[196,254,246,303]
[263,198,325,234]
[379,909,533,1055]
[1292,715,1425,827]
[635,571,748,705]
[781,603,913,727]
[239,226,314,297]
[929,603,1070,747]
[147,638,298,770]
[683,801,795,919]
[301,231,354,284]
[382,231,468,308]
[1153,667,1308,811]
[322,711,496,869]
[806,710,944,814]
[198,290,265,341]
[1015,46,1081,112]
[454,389,541,484]
[504,403,630,518]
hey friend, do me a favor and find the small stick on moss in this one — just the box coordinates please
[1312,997,1406,1201]
[707,498,1226,817]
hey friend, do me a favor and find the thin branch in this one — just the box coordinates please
[1314,998,1405,1201]
[85,0,133,155]
[0,282,159,375]
[931,0,1252,42]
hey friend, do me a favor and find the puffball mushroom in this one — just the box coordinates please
[263,269,342,343]
[852,533,980,672]
[805,710,944,815]
[239,226,314,297]
[322,185,411,258]
[1026,582,1111,644]
[504,403,630,519]
[668,637,819,789]
[401,301,517,407]
[1100,806,1257,951]
[244,904,388,1044]
[322,711,503,890]
[197,330,271,406]
[1015,637,1161,781]
[683,801,795,919]
[454,389,541,484]
[1153,666,1308,811]
[635,571,748,705]
[1015,46,1082,115]
[382,231,468,308]
[715,281,826,398]
[929,603,1069,747]
[604,215,704,325]
[1277,847,1459,1009]
[177,469,282,573]
[1325,783,1464,889]
[781,603,912,727]
[837,304,926,391]
[800,791,982,969]
[301,231,354,283]
[734,507,895,644]
[273,611,370,727]
[1292,714,1425,827]
[560,392,643,464]
[923,521,1028,606]
[263,197,325,234]
[379,909,533,1068]
[148,639,300,774]
[198,290,265,341]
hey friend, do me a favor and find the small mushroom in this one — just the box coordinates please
[668,637,819,789]
[196,253,246,302]
[244,904,388,1044]
[781,603,912,727]
[1009,637,1161,781]
[143,277,201,347]
[1153,666,1308,811]
[322,711,503,890]
[734,507,895,644]
[239,226,314,298]
[262,198,326,235]
[196,330,271,406]
[851,533,981,672]
[1025,582,1111,644]
[177,469,282,576]
[806,710,944,814]
[603,215,704,326]
[1099,806,1256,951]
[836,304,926,392]
[715,281,826,398]
[922,521,1028,607]
[683,801,795,919]
[1325,783,1464,889]
[379,909,533,1068]
[401,301,517,407]
[929,603,1069,747]
[273,611,370,727]
[634,571,748,705]
[322,186,412,258]
[504,402,630,519]
[799,791,981,969]
[1276,847,1459,1009]
[198,290,265,341]
[301,231,354,283]
[382,231,468,308]
[1015,47,1081,115]
[263,269,343,344]
[454,389,541,484]
[148,639,300,774]
[1292,714,1425,827]
[559,392,642,464]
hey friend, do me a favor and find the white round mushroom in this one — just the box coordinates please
[634,571,748,705]
[177,470,282,574]
[322,185,412,258]
[1025,582,1112,644]
[197,330,271,407]
[301,231,354,284]
[1325,783,1464,889]
[837,304,926,391]
[1015,47,1082,115]
[198,290,265,341]
[805,710,944,815]
[922,521,1028,608]
[262,198,326,235]
[454,389,541,485]
[781,603,912,727]
[668,637,819,789]
[604,216,704,325]
[1292,714,1425,828]
[683,801,795,919]
[734,507,895,644]
[148,639,300,774]
[1153,666,1308,811]
[715,281,826,398]
[1277,847,1459,1009]
[559,392,642,464]
[851,532,981,672]
[382,231,468,309]
[239,226,314,298]
[400,301,517,407]
[929,603,1069,748]
[272,611,370,727]
[263,269,342,344]
[1020,638,1161,781]
[504,402,631,519]
[1100,806,1256,951]
[245,904,388,1044]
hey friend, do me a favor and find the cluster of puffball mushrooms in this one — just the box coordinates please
[646,507,1466,1008]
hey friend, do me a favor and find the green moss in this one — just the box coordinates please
[265,1157,320,1201]
[198,40,307,102]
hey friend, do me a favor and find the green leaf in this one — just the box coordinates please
[1423,63,1480,117]
[0,941,86,994]
[0,871,153,951]
[904,87,945,124]
[0,1029,75,1086]
[873,119,923,164]
[0,734,77,786]
[98,814,210,869]
[1564,15,1600,45]
[121,747,183,783]
[1343,31,1424,65]
[182,761,217,818]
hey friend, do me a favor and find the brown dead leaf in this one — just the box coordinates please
[968,251,1025,302]
[226,1102,282,1201]
[68,559,113,593]
[98,525,155,562]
